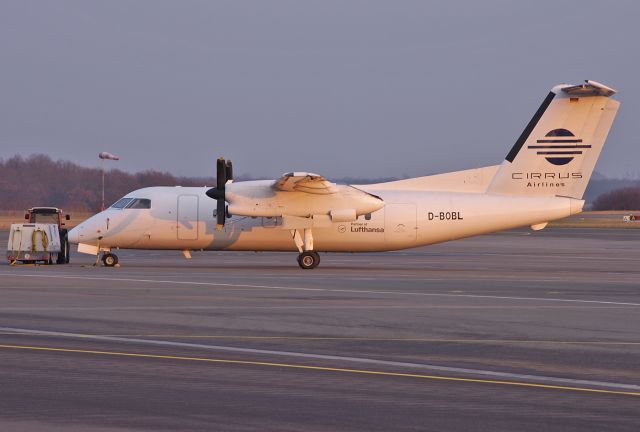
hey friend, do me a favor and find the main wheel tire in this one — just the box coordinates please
[102,253,119,267]
[298,251,320,269]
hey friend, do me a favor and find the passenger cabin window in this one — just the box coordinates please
[127,198,151,209]
[111,198,134,209]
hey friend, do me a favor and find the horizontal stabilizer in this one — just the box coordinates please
[561,80,617,97]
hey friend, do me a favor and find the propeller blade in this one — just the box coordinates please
[216,199,226,230]
[211,157,229,230]
[225,159,233,183]
[216,157,227,190]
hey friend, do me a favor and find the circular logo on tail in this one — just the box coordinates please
[527,128,591,166]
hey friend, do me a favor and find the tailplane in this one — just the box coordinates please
[487,80,620,199]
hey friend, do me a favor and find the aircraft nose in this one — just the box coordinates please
[68,225,81,244]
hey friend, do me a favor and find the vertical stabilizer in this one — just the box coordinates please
[487,80,620,199]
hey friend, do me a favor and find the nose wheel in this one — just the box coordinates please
[297,251,320,270]
[102,252,119,267]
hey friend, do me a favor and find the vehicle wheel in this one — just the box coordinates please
[102,253,119,267]
[64,238,70,263]
[57,230,68,264]
[298,251,320,269]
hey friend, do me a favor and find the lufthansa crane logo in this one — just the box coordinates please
[527,128,591,166]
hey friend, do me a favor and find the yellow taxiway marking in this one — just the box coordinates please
[3,333,635,346]
[0,344,638,397]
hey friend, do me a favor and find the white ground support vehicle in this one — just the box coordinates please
[24,207,71,264]
[6,223,62,265]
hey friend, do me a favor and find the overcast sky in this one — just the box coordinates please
[1,0,638,179]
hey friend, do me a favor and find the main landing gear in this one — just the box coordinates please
[101,252,119,267]
[297,251,320,270]
[292,228,321,269]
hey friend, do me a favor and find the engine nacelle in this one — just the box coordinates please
[226,180,384,218]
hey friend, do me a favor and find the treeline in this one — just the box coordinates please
[0,154,638,211]
[0,154,210,211]
[0,154,405,211]
[591,187,640,210]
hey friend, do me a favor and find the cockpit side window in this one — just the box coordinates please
[111,198,134,209]
[126,198,151,209]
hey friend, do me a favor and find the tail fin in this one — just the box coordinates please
[487,80,620,199]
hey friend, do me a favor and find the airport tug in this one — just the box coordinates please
[6,207,71,265]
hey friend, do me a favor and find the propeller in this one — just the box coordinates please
[205,157,233,230]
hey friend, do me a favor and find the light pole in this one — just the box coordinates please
[98,152,120,211]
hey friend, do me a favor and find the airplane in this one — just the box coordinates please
[69,80,620,269]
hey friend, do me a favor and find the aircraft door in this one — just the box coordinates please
[384,203,417,244]
[177,195,199,240]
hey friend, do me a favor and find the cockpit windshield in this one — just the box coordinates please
[111,198,134,209]
[110,198,151,209]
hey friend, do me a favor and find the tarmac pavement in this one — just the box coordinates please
[0,228,638,431]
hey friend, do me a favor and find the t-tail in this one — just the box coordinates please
[487,80,620,199]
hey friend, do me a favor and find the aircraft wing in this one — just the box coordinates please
[224,174,383,219]
[274,172,338,194]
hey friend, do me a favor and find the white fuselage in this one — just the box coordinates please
[69,185,583,253]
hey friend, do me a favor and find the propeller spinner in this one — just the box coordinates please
[205,157,233,230]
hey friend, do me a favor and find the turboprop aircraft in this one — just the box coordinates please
[69,80,620,269]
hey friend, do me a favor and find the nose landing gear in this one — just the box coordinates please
[101,252,119,267]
